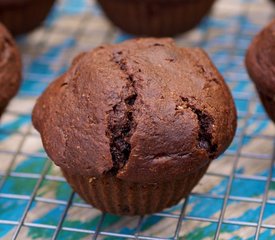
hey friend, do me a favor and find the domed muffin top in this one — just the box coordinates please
[246,19,275,97]
[0,23,21,112]
[33,38,236,183]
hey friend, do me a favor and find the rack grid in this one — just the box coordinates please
[0,0,275,239]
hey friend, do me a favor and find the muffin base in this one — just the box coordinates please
[62,162,210,215]
[97,0,216,37]
[259,91,275,123]
[0,0,56,35]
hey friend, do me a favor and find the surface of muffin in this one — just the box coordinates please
[33,38,236,215]
[0,23,21,116]
[0,0,55,35]
[246,19,275,122]
[97,0,216,36]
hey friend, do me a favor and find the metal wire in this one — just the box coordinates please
[254,141,275,239]
[0,0,275,239]
[11,161,52,240]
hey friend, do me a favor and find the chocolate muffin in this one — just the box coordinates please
[97,0,216,37]
[0,0,55,35]
[33,38,237,215]
[246,20,275,122]
[0,23,21,116]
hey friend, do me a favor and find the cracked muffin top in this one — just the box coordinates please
[32,38,237,183]
[246,19,275,98]
[0,23,21,115]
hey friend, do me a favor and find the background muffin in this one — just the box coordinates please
[0,0,55,35]
[97,0,216,36]
[0,23,21,116]
[246,19,275,122]
[33,38,236,215]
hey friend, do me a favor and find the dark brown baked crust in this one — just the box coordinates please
[246,19,275,98]
[0,0,55,35]
[97,0,216,36]
[0,23,21,116]
[33,38,236,183]
[245,20,275,123]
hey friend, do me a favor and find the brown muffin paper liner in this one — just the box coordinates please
[0,0,56,35]
[258,90,275,123]
[62,162,210,216]
[97,0,216,37]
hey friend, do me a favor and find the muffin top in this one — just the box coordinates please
[246,19,275,97]
[33,38,236,183]
[0,23,21,111]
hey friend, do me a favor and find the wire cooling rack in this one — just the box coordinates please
[0,0,275,239]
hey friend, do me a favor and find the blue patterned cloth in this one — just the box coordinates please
[0,0,275,239]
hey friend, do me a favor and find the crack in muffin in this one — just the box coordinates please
[176,96,217,156]
[106,51,138,174]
